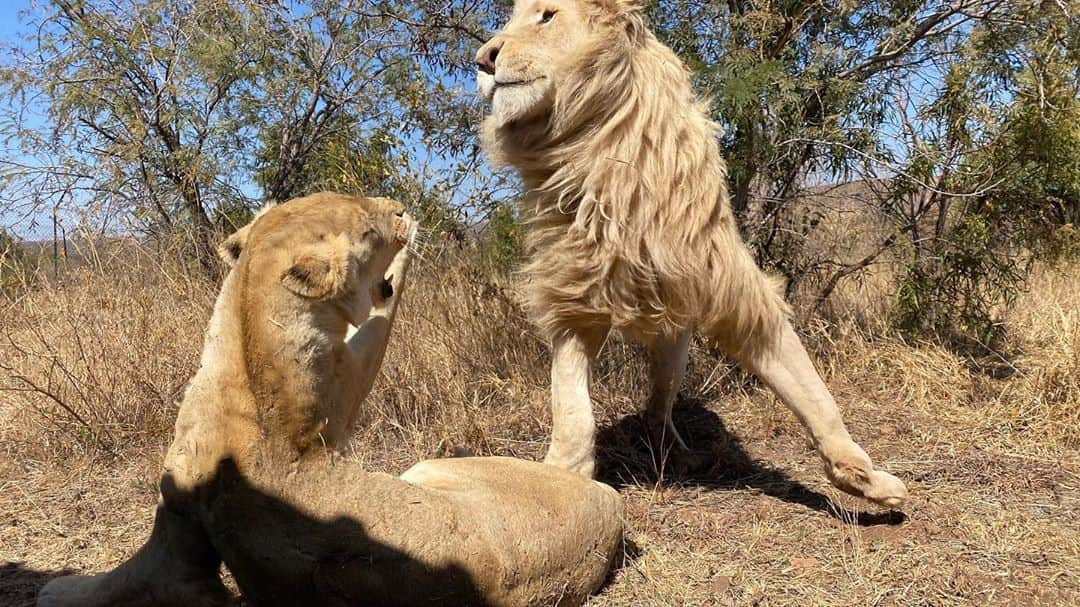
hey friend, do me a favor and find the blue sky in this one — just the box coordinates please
[0,1,40,238]
[0,2,27,39]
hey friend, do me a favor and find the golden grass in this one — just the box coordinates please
[1,245,1077,606]
[0,242,213,460]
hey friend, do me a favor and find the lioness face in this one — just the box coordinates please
[475,0,591,126]
[219,194,416,325]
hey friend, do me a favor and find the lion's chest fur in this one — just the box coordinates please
[514,140,735,342]
[481,33,754,341]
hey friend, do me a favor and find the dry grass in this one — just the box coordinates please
[1,243,1077,606]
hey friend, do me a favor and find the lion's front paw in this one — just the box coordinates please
[824,448,908,508]
[37,575,97,607]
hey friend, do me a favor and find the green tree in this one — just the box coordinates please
[0,0,499,267]
[1,0,267,268]
[645,0,1076,344]
[894,0,1080,342]
[480,201,522,273]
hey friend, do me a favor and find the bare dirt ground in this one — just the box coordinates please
[1,254,1077,606]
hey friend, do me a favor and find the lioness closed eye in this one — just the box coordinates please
[475,0,907,508]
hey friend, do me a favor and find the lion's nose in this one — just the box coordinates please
[476,39,502,75]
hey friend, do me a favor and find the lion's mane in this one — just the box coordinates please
[482,0,789,356]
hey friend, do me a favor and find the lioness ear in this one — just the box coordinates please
[217,204,274,267]
[280,235,354,300]
[217,225,250,268]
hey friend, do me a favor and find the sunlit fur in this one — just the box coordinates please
[480,0,789,356]
[37,194,625,607]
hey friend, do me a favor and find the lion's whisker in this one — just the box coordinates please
[407,245,431,265]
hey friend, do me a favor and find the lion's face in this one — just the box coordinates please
[475,0,593,126]
[219,193,415,326]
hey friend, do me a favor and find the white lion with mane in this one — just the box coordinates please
[476,0,907,508]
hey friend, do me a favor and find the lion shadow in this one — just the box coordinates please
[594,397,906,527]
[0,562,74,607]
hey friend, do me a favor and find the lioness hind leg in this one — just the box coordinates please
[645,329,691,452]
[38,504,227,607]
[734,321,908,508]
[543,326,608,478]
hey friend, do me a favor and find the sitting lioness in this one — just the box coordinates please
[39,192,623,607]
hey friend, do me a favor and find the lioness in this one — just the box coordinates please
[39,193,623,607]
[475,0,907,508]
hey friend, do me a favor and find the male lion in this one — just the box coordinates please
[39,193,623,607]
[475,0,907,508]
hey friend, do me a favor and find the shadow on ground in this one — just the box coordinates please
[595,398,905,527]
[0,562,72,607]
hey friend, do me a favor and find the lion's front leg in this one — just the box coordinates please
[38,502,227,607]
[737,321,908,508]
[543,326,608,478]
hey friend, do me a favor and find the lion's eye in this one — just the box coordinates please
[540,9,556,24]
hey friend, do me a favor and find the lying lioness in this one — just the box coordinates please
[39,193,623,607]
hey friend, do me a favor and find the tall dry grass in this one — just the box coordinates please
[817,264,1080,458]
[1,238,1077,470]
[0,240,214,460]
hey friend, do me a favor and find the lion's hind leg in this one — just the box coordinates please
[38,503,227,607]
[644,329,692,453]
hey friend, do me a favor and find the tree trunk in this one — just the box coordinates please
[172,172,220,277]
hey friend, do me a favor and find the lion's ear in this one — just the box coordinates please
[280,235,354,300]
[584,0,645,39]
[217,225,250,268]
